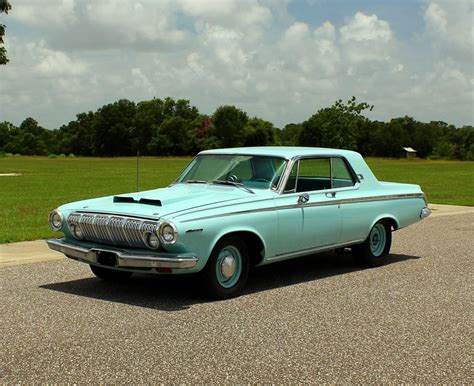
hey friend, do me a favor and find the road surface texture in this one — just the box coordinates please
[1,213,472,383]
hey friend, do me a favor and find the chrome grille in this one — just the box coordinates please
[67,212,159,249]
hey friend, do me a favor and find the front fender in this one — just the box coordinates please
[174,210,278,271]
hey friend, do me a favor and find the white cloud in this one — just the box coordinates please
[340,12,392,43]
[178,0,272,28]
[11,0,77,27]
[424,0,474,65]
[340,12,396,63]
[33,42,86,77]
[11,0,187,51]
[1,1,472,129]
[85,0,186,45]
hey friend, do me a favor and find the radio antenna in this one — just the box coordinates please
[136,149,139,192]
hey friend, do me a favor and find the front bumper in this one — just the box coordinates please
[47,238,198,269]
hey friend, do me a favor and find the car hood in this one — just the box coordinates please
[60,183,274,220]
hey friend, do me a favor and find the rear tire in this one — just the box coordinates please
[352,220,392,267]
[201,236,249,300]
[90,265,132,281]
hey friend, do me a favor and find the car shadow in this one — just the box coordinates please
[40,251,420,311]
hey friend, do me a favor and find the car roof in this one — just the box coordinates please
[198,146,360,159]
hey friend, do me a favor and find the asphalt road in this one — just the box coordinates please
[1,213,472,383]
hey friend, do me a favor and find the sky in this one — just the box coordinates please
[0,0,473,130]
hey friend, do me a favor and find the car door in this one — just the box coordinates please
[296,157,342,250]
[275,157,342,255]
[329,157,363,244]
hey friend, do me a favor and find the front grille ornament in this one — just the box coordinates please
[67,212,160,249]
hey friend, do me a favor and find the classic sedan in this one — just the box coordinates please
[47,147,431,299]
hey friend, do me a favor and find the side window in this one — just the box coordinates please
[296,158,331,192]
[331,158,355,188]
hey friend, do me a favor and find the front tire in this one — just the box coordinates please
[90,264,132,281]
[201,236,249,300]
[352,220,392,267]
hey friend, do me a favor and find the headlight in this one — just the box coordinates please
[144,232,160,250]
[70,223,84,239]
[48,210,63,231]
[159,221,178,244]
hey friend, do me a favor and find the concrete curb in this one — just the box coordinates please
[0,204,472,267]
[428,204,474,217]
[0,240,63,268]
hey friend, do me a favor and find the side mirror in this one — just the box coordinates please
[297,193,309,204]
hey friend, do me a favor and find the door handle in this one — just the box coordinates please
[325,192,336,198]
[297,193,309,204]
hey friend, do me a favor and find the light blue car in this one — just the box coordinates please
[47,147,431,299]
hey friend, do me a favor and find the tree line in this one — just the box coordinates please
[0,96,473,160]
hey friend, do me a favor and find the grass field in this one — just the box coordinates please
[0,156,473,244]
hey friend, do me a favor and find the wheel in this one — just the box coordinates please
[352,220,392,267]
[90,264,132,281]
[201,236,249,300]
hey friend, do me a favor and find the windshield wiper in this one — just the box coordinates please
[184,179,207,184]
[211,180,255,194]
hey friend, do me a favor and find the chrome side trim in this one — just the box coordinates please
[46,238,198,269]
[170,197,274,220]
[181,193,425,223]
[265,239,364,262]
[163,196,245,217]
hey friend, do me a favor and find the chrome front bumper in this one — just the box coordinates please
[46,238,198,269]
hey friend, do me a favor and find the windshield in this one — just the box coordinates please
[176,154,287,190]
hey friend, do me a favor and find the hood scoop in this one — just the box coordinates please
[113,196,162,206]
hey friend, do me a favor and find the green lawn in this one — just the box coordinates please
[0,156,472,244]
[366,158,474,206]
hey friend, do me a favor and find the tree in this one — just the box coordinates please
[279,123,302,146]
[243,118,277,146]
[192,115,220,152]
[0,0,12,65]
[148,116,193,155]
[19,117,44,136]
[91,99,136,156]
[56,112,95,156]
[449,126,474,160]
[213,105,248,147]
[132,99,166,155]
[0,95,471,159]
[0,121,15,150]
[299,96,372,150]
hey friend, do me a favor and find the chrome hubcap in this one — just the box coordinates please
[370,223,386,257]
[216,245,242,288]
[371,233,379,246]
[220,255,236,279]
